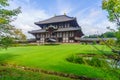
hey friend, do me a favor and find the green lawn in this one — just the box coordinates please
[0,44,119,79]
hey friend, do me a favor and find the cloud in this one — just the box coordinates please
[76,8,116,36]
[9,0,49,38]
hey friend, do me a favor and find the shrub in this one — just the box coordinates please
[66,55,86,64]
[99,39,115,46]
[88,56,110,68]
[66,54,110,68]
[99,41,105,45]
[11,43,37,47]
[66,55,74,62]
[74,56,85,64]
[106,39,115,46]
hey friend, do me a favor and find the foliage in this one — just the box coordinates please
[101,31,116,38]
[102,1,120,69]
[88,56,110,68]
[115,30,120,48]
[66,55,74,62]
[66,55,86,64]
[100,38,115,45]
[11,43,37,47]
[0,36,13,49]
[105,39,115,45]
[13,29,26,40]
[102,0,120,23]
[0,0,26,49]
[66,54,110,68]
[84,34,101,38]
[84,31,116,38]
[102,0,120,49]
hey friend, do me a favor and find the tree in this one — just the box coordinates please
[83,31,116,38]
[101,31,116,38]
[13,29,26,40]
[102,0,120,24]
[0,36,13,49]
[102,0,120,68]
[0,0,25,49]
[102,0,120,50]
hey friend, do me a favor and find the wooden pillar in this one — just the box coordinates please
[68,31,70,43]
[55,32,57,42]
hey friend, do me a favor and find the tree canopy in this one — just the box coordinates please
[102,0,120,54]
[84,31,116,38]
[0,0,26,49]
[102,0,120,50]
[102,0,120,24]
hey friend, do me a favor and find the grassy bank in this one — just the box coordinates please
[0,66,72,80]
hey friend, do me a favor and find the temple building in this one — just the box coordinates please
[29,15,84,43]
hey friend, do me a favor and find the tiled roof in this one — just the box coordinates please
[28,28,81,34]
[35,15,75,24]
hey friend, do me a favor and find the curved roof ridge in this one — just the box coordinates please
[54,15,75,18]
[35,15,76,25]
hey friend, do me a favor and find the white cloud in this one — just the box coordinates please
[8,0,49,38]
[9,0,74,38]
[76,8,116,36]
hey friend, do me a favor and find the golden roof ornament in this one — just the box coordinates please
[64,12,66,15]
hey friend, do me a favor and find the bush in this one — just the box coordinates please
[0,37,13,49]
[88,56,110,68]
[66,55,74,62]
[66,55,110,68]
[11,43,37,47]
[99,39,115,46]
[66,55,86,64]
[74,56,85,64]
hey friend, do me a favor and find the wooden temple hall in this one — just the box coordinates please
[29,14,84,43]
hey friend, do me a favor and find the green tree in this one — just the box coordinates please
[102,0,120,68]
[13,29,26,40]
[0,0,25,49]
[0,36,13,49]
[101,31,116,38]
[102,0,120,50]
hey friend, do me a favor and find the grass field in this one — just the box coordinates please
[0,44,119,80]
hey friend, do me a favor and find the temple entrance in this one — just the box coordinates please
[58,38,63,42]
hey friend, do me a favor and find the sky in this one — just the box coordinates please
[8,0,116,38]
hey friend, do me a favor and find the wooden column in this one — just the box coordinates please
[68,31,70,43]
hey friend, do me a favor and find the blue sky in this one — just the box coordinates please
[8,0,115,38]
